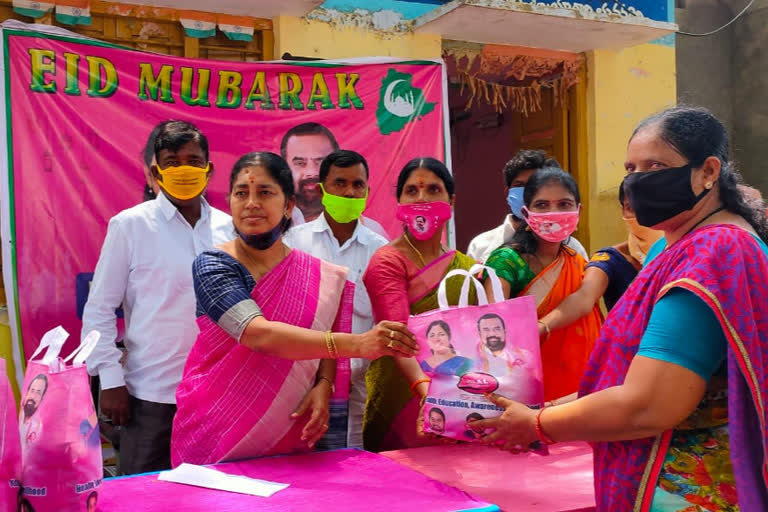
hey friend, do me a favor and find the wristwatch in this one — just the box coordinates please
[317,376,335,393]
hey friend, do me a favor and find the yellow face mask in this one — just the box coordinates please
[156,164,210,200]
[623,216,663,264]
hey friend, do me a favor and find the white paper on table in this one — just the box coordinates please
[158,463,290,497]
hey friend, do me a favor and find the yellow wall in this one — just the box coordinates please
[274,15,442,59]
[583,43,677,252]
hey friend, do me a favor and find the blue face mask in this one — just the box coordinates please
[506,187,525,218]
[237,217,288,250]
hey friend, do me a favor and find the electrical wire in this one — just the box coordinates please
[677,0,755,36]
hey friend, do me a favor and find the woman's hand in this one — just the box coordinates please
[291,380,332,448]
[469,393,539,452]
[357,321,419,359]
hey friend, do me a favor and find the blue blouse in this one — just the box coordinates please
[586,246,638,311]
[192,250,263,341]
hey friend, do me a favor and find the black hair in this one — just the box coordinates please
[141,121,175,202]
[428,407,445,420]
[509,167,580,255]
[396,157,455,199]
[280,122,339,158]
[466,412,484,421]
[503,149,560,188]
[319,150,370,184]
[631,105,768,242]
[229,152,295,232]
[28,373,48,396]
[153,120,209,163]
[476,313,506,332]
[426,319,455,355]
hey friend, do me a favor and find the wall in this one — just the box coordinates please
[675,0,734,139]
[584,42,677,252]
[273,15,441,59]
[732,0,768,193]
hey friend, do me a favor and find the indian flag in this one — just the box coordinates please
[218,14,254,42]
[179,10,216,38]
[55,0,91,25]
[12,0,54,18]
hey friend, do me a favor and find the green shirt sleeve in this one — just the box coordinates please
[637,288,726,380]
[485,247,536,297]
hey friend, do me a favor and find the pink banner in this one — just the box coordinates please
[2,28,446,360]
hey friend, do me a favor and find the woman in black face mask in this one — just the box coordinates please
[463,106,768,512]
[171,152,418,466]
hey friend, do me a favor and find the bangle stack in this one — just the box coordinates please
[535,408,557,445]
[324,330,338,359]
[410,377,431,396]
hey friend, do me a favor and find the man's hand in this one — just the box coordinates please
[100,386,131,426]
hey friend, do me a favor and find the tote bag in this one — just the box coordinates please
[410,264,544,441]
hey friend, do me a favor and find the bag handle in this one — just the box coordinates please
[468,264,505,303]
[437,268,488,310]
[28,326,69,365]
[63,330,101,367]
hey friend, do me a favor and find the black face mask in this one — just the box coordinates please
[236,217,288,250]
[623,164,710,228]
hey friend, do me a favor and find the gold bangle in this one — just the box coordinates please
[538,320,551,341]
[324,330,338,359]
[317,376,334,388]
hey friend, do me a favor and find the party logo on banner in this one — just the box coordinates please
[376,68,436,135]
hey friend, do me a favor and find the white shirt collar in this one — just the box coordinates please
[156,192,210,224]
[502,214,517,243]
[310,213,377,248]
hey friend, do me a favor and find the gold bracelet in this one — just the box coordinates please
[317,376,334,388]
[324,330,338,359]
[538,320,551,341]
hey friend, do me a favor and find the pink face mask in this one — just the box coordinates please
[396,201,452,241]
[522,206,580,243]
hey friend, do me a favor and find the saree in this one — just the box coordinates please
[171,250,354,466]
[579,225,768,511]
[361,246,477,452]
[522,246,603,401]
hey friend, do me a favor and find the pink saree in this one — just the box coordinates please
[171,250,354,466]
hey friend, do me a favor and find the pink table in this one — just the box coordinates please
[381,442,596,512]
[98,449,498,511]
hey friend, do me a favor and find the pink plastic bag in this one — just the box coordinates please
[411,264,545,442]
[19,327,103,511]
[1,357,22,510]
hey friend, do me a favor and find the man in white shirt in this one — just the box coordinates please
[280,122,388,239]
[467,150,588,262]
[283,149,387,448]
[83,121,233,475]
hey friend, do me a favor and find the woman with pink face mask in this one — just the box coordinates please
[361,157,478,452]
[483,167,602,402]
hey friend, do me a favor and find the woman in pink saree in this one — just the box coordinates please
[171,153,416,466]
[362,157,477,452]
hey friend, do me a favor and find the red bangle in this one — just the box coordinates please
[535,408,557,445]
[410,378,431,396]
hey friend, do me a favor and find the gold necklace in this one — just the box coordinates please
[238,239,287,280]
[403,232,427,268]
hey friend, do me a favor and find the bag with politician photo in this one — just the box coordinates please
[410,264,544,443]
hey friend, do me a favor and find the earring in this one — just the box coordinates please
[705,182,713,190]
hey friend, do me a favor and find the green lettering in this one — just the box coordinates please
[337,73,363,109]
[63,52,81,95]
[215,71,242,109]
[306,73,334,110]
[278,72,304,110]
[86,56,118,97]
[244,72,274,110]
[180,66,211,107]
[28,49,56,93]
[137,63,174,103]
